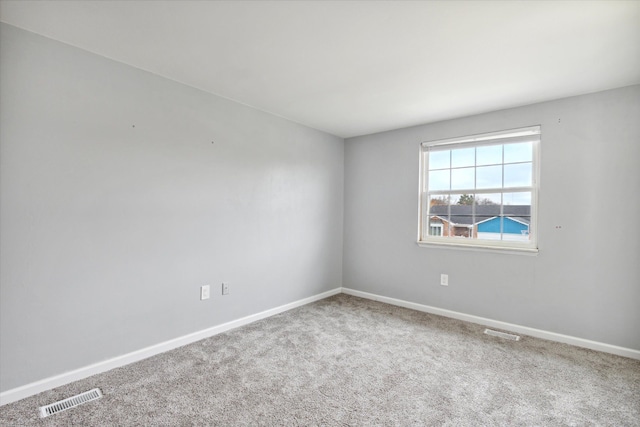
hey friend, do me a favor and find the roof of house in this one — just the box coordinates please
[429,204,530,226]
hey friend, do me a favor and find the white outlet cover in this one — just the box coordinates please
[200,285,210,300]
[440,274,448,286]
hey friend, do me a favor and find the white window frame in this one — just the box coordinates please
[417,126,540,253]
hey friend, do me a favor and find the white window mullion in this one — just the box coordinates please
[500,144,505,240]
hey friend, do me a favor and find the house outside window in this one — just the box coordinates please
[418,126,540,252]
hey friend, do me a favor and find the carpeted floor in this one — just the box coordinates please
[1,294,639,426]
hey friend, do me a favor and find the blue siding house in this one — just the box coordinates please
[476,216,529,240]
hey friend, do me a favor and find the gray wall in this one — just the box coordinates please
[344,85,640,351]
[0,24,344,392]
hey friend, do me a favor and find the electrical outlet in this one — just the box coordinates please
[440,274,449,286]
[200,285,210,300]
[222,282,230,295]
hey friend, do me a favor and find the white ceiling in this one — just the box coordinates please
[1,1,639,138]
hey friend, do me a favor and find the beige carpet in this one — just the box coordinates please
[1,294,639,426]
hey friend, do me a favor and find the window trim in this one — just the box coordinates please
[417,126,540,253]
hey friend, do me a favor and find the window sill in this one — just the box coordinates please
[416,240,538,256]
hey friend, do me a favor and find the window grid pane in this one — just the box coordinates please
[421,127,538,249]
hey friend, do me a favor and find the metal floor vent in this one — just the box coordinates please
[484,328,521,341]
[39,388,103,418]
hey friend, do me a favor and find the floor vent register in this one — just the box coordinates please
[39,388,103,418]
[484,328,521,341]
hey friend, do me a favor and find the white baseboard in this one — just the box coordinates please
[342,287,640,361]
[4,286,638,406]
[0,287,342,406]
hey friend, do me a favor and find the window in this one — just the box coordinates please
[429,223,443,236]
[418,126,540,252]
